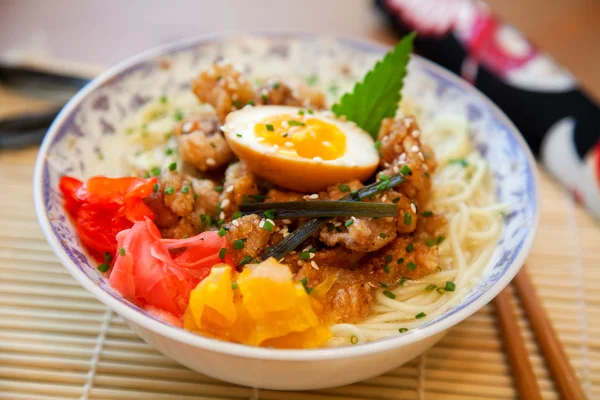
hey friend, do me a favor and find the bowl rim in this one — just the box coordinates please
[34,31,541,361]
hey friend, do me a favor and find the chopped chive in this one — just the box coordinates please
[350,335,358,344]
[214,185,224,193]
[398,328,408,333]
[153,183,159,192]
[400,165,412,175]
[217,219,225,226]
[449,158,469,167]
[379,232,387,239]
[264,209,276,220]
[300,277,308,286]
[425,284,437,292]
[168,162,177,171]
[406,243,414,252]
[422,210,433,217]
[173,109,184,121]
[247,99,255,106]
[383,264,390,273]
[217,227,227,237]
[261,93,268,102]
[210,142,217,149]
[424,171,431,178]
[307,109,314,115]
[287,120,305,126]
[376,181,389,191]
[159,95,167,103]
[383,290,396,299]
[231,282,238,290]
[298,110,305,116]
[218,248,227,260]
[406,262,417,271]
[399,277,407,286]
[239,256,252,267]
[436,287,446,294]
[144,171,150,178]
[404,213,412,226]
[165,148,174,156]
[425,239,435,247]
[379,173,389,181]
[164,187,175,195]
[233,239,245,250]
[232,211,242,220]
[415,312,426,319]
[236,133,242,138]
[397,257,404,264]
[374,141,382,150]
[119,248,126,257]
[151,166,161,176]
[299,251,310,261]
[445,281,456,292]
[104,252,111,262]
[385,255,393,263]
[435,266,442,272]
[350,189,360,199]
[194,193,198,200]
[272,82,280,89]
[436,236,446,244]
[182,186,190,194]
[380,282,388,288]
[97,263,110,272]
[265,124,274,131]
[232,100,243,108]
[345,219,354,227]
[305,287,313,294]
[262,220,274,232]
[338,184,351,192]
[392,197,400,204]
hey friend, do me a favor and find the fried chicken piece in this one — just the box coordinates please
[386,190,417,234]
[173,115,233,171]
[189,178,220,232]
[378,116,437,205]
[414,212,447,240]
[219,162,259,219]
[143,191,179,229]
[324,180,363,200]
[255,79,326,109]
[160,216,196,239]
[265,188,305,203]
[191,61,255,122]
[319,216,397,252]
[282,246,365,274]
[295,264,373,323]
[160,171,195,216]
[225,214,272,267]
[362,236,440,282]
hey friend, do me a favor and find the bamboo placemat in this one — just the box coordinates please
[0,144,598,399]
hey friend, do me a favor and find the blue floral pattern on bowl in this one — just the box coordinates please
[37,34,538,340]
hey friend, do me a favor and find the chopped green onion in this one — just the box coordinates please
[376,181,389,191]
[218,248,227,259]
[425,284,437,292]
[404,213,412,226]
[119,248,126,257]
[445,281,456,292]
[436,288,446,294]
[287,120,305,126]
[437,236,446,244]
[422,211,433,217]
[231,211,242,220]
[164,187,175,195]
[305,287,313,294]
[406,262,417,271]
[262,220,274,232]
[380,282,388,288]
[406,243,414,252]
[399,277,407,286]
[265,124,274,131]
[239,256,252,267]
[449,158,469,167]
[350,335,358,344]
[345,219,354,227]
[236,133,242,137]
[299,251,310,260]
[210,142,216,149]
[379,232,387,239]
[374,141,382,150]
[415,312,426,319]
[400,165,412,175]
[217,227,227,237]
[425,239,435,247]
[383,290,396,299]
[307,109,314,115]
[151,166,161,176]
[153,183,159,192]
[298,110,305,116]
[435,266,442,272]
[398,328,408,333]
[300,277,308,287]
[97,263,110,272]
[264,209,276,220]
[214,185,224,193]
[159,95,168,103]
[261,93,268,102]
[397,258,404,264]
[182,186,190,194]
[233,239,245,250]
[104,252,111,262]
[383,264,390,273]
[392,197,400,204]
[231,282,239,290]
[232,100,243,108]
[165,148,174,156]
[424,171,431,178]
[338,184,351,192]
[385,255,393,263]
[173,109,184,121]
[240,201,397,219]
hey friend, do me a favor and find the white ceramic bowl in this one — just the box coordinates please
[34,33,540,390]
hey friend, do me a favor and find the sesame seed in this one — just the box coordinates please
[257,137,265,142]
[206,158,216,166]
[308,194,319,199]
[381,136,389,143]
[313,156,323,162]
[334,221,342,227]
[283,232,290,238]
[284,141,294,147]
[182,121,194,133]
[309,252,315,259]
[418,151,425,161]
[281,219,292,224]
[221,199,231,209]
[381,195,387,202]
[423,164,429,171]
[225,185,234,193]
[412,129,420,138]
[259,220,265,228]
[232,219,239,226]
[282,121,289,129]
[266,218,275,225]
[269,144,278,154]
[311,261,319,270]
[298,260,305,266]
[393,165,400,173]
[219,212,225,220]
[404,118,411,128]
[399,152,407,161]
[410,203,417,213]
[411,145,420,153]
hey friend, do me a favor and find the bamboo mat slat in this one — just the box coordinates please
[0,146,598,400]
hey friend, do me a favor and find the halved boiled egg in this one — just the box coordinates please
[221,106,379,192]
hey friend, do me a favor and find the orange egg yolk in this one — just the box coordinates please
[254,114,346,160]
